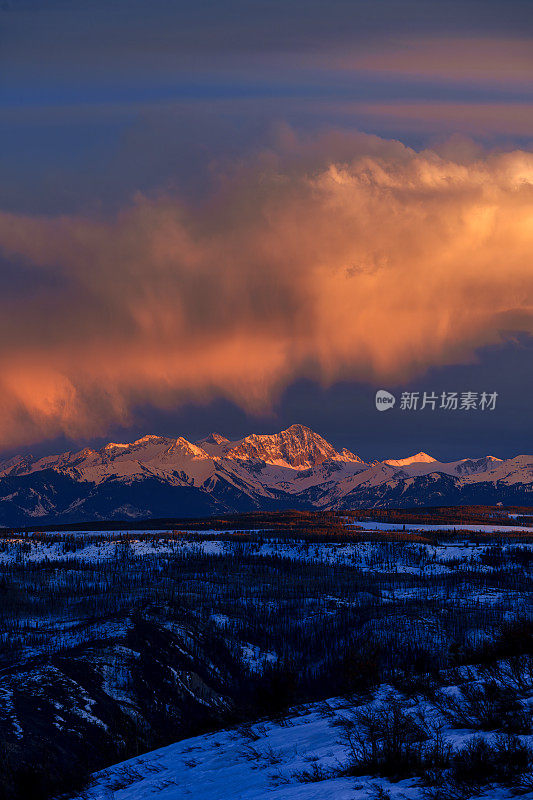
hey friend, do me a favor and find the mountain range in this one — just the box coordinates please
[0,424,531,526]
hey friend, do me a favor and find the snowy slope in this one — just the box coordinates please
[0,436,216,487]
[463,454,533,486]
[76,682,529,800]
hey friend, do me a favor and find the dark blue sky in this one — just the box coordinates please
[0,0,531,459]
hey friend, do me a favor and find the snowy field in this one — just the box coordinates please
[1,533,532,581]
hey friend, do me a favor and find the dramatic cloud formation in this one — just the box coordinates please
[0,130,531,448]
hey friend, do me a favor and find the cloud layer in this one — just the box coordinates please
[0,131,531,448]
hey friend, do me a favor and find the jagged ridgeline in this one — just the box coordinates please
[0,424,530,525]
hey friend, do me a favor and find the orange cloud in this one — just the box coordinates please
[0,131,531,448]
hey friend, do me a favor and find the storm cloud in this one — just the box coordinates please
[0,131,531,448]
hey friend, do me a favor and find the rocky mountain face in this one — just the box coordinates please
[223,424,362,468]
[0,424,530,525]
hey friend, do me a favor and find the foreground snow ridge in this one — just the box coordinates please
[78,680,531,800]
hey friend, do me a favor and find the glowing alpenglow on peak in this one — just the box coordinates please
[383,452,437,467]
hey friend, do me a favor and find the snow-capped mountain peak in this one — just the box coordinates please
[200,433,230,445]
[383,452,436,467]
[135,434,162,444]
[195,433,236,457]
[224,424,363,469]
